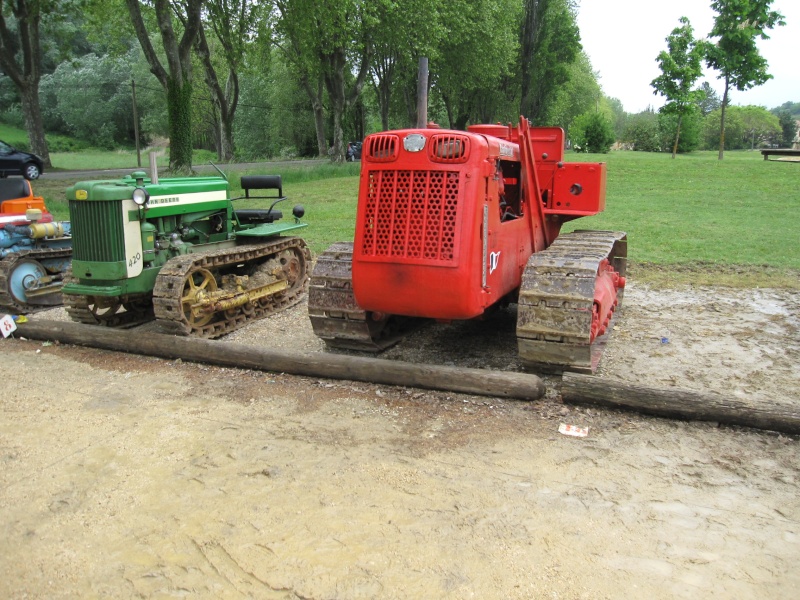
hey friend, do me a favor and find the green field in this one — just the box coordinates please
[25,148,800,289]
[561,150,800,286]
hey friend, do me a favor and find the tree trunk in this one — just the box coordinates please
[219,72,238,161]
[442,94,454,129]
[322,45,370,162]
[166,78,194,173]
[453,106,471,131]
[125,0,203,173]
[330,102,345,163]
[324,50,348,163]
[0,0,51,168]
[219,114,234,161]
[312,102,327,157]
[718,76,729,160]
[17,320,546,402]
[372,56,394,131]
[299,75,327,157]
[403,85,417,129]
[379,76,392,130]
[671,114,682,158]
[195,26,239,163]
[19,81,51,168]
[562,373,800,435]
[416,57,429,129]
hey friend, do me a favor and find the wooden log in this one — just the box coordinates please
[562,372,800,435]
[16,320,545,401]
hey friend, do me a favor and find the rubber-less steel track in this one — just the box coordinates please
[63,268,154,328]
[307,242,424,351]
[516,230,627,373]
[0,247,72,313]
[153,238,310,338]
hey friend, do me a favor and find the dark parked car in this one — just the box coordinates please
[0,140,44,180]
[346,141,362,162]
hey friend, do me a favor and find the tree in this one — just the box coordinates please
[774,101,800,117]
[544,50,601,132]
[775,110,797,147]
[272,0,326,157]
[658,109,701,153]
[739,104,780,148]
[275,0,374,162]
[606,96,627,140]
[695,81,721,116]
[42,50,138,148]
[233,52,318,160]
[651,17,704,158]
[433,0,520,129]
[193,0,262,161]
[0,0,58,166]
[623,109,661,152]
[703,105,745,150]
[368,0,440,130]
[520,0,581,125]
[125,0,204,172]
[705,0,784,159]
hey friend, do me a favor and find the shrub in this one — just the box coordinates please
[570,111,615,153]
[623,112,662,152]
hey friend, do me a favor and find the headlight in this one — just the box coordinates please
[403,133,426,152]
[132,187,150,206]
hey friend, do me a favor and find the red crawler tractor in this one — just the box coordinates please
[308,117,626,372]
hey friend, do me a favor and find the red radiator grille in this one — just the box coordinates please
[361,170,460,263]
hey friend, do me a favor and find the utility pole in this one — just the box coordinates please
[416,57,429,128]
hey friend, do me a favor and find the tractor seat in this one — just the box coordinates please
[236,208,283,224]
[0,178,32,203]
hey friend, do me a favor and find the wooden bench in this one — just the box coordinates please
[760,148,800,161]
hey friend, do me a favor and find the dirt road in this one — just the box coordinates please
[1,283,798,599]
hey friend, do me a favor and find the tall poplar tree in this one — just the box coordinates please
[705,0,784,159]
[520,0,581,124]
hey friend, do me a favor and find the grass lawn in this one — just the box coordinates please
[26,148,800,289]
[561,150,799,286]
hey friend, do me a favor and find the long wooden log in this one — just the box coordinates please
[16,320,545,401]
[562,372,800,435]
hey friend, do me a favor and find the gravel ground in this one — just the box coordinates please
[1,282,799,599]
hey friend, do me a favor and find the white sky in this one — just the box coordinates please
[576,0,799,113]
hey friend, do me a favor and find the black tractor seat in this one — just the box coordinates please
[235,208,283,224]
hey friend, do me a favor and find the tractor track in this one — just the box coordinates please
[0,247,72,313]
[309,232,626,372]
[62,268,154,328]
[517,230,627,373]
[153,237,310,338]
[63,238,310,337]
[307,242,425,351]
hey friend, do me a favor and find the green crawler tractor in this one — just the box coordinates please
[62,171,310,337]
